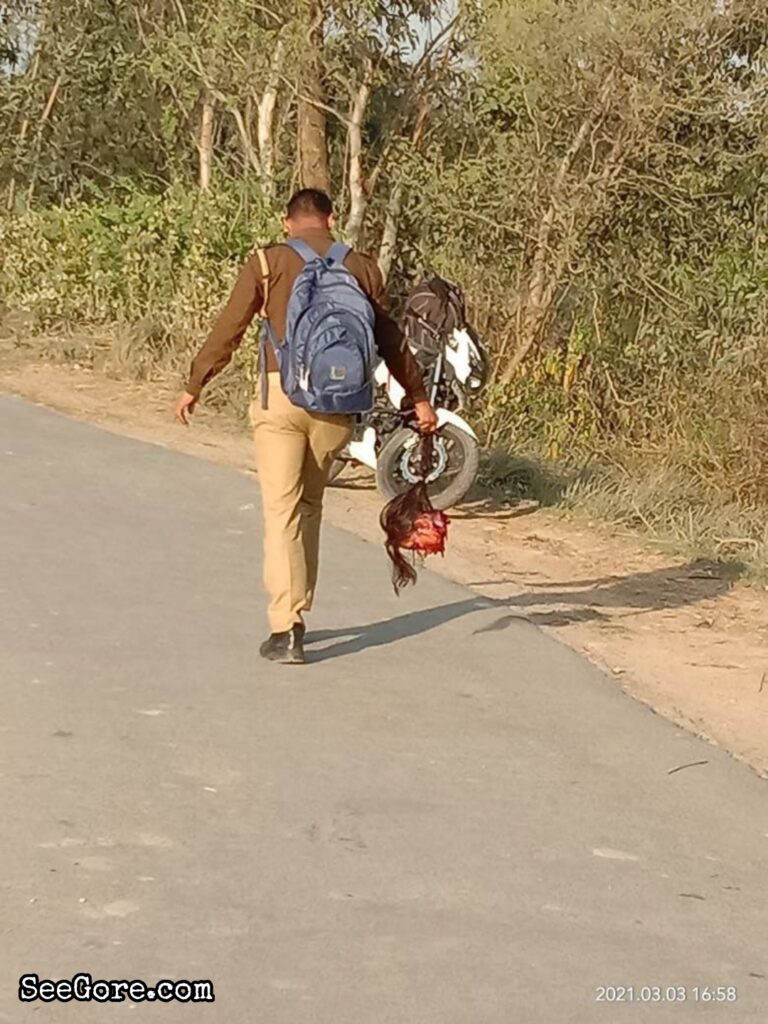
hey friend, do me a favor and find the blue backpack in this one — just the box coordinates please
[260,238,377,414]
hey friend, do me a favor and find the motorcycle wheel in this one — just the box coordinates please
[375,424,480,510]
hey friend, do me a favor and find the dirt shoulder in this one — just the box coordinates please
[4,359,768,777]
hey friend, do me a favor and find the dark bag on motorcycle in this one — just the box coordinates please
[404,274,467,366]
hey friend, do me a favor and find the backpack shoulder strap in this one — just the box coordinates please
[326,241,351,266]
[255,248,270,318]
[284,237,321,264]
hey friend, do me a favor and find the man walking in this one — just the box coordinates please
[176,189,437,664]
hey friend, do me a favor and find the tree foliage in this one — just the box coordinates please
[2,0,768,510]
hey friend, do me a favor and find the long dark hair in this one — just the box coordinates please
[380,433,449,594]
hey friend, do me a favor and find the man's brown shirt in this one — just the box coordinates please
[187,227,427,403]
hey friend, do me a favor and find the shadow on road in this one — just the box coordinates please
[307,597,496,661]
[472,559,738,632]
[309,559,738,659]
[448,498,540,522]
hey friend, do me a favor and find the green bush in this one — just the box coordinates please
[0,180,282,417]
[2,183,274,372]
[2,180,768,576]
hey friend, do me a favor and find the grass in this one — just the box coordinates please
[3,320,767,585]
[4,319,765,585]
[479,447,768,583]
[4,187,768,586]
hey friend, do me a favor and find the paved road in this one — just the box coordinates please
[1,393,766,1023]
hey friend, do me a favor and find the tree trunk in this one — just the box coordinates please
[198,92,215,192]
[297,1,329,192]
[7,50,41,211]
[257,38,285,201]
[376,95,430,282]
[378,183,403,285]
[502,71,617,382]
[345,60,373,247]
[232,107,260,176]
[26,74,63,207]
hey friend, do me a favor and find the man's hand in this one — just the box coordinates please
[175,391,198,426]
[414,400,439,433]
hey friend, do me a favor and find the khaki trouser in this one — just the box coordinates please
[250,373,354,634]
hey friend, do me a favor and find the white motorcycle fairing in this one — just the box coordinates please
[346,409,479,471]
[444,327,477,383]
[347,426,378,470]
[376,356,479,436]
[375,325,481,407]
[375,361,407,410]
[435,408,479,441]
[345,385,479,473]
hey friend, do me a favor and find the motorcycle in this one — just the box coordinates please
[329,281,490,510]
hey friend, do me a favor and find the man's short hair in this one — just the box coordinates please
[286,188,333,220]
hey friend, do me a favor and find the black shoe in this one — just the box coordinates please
[260,625,305,665]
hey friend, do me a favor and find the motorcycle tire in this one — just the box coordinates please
[375,424,480,510]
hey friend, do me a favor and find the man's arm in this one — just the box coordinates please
[363,259,429,406]
[187,255,264,398]
[176,253,265,425]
